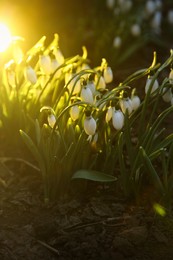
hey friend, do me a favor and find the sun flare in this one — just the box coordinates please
[0,23,12,52]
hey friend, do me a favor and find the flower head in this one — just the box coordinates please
[103,67,113,83]
[84,116,96,136]
[112,109,124,130]
[25,66,37,84]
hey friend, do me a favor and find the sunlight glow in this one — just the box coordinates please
[0,23,12,52]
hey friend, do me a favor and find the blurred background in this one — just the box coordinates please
[0,0,173,71]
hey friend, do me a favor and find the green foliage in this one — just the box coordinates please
[1,34,173,207]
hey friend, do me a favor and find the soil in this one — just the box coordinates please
[1,156,173,260]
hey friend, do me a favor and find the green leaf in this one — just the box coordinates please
[72,169,117,182]
[19,129,45,173]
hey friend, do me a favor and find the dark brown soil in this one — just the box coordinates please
[1,157,173,260]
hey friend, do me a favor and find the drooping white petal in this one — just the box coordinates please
[105,107,113,122]
[103,67,113,83]
[48,114,56,128]
[39,55,52,75]
[145,76,159,94]
[70,105,80,121]
[112,110,124,130]
[25,66,37,84]
[131,96,141,111]
[81,86,94,104]
[95,75,106,90]
[120,98,133,114]
[162,88,172,103]
[84,116,96,136]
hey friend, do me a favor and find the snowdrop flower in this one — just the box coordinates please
[131,95,141,111]
[155,0,162,9]
[162,88,172,103]
[145,76,159,94]
[106,0,115,9]
[120,98,133,114]
[145,0,156,16]
[25,66,37,84]
[84,116,96,136]
[70,105,80,121]
[131,24,141,37]
[95,75,106,90]
[113,36,122,48]
[53,49,64,65]
[39,55,52,75]
[112,109,124,130]
[65,72,81,95]
[87,81,96,95]
[168,10,173,25]
[81,86,94,104]
[103,67,113,83]
[105,107,113,123]
[48,114,56,128]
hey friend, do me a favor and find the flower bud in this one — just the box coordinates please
[53,49,64,65]
[131,95,140,111]
[70,105,80,121]
[120,98,133,114]
[87,81,96,95]
[25,66,37,84]
[105,107,113,123]
[48,114,56,128]
[95,75,106,90]
[39,55,52,75]
[81,86,94,104]
[103,67,113,83]
[151,11,162,31]
[112,110,124,130]
[145,76,159,94]
[162,87,172,103]
[84,116,96,136]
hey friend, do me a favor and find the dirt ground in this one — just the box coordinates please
[0,157,173,260]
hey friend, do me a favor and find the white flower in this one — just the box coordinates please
[84,116,96,136]
[145,76,159,94]
[12,45,23,64]
[25,66,37,84]
[103,67,113,83]
[131,95,141,110]
[120,98,133,114]
[112,109,124,130]
[106,0,115,9]
[131,24,141,37]
[70,105,80,121]
[168,10,173,24]
[53,49,64,65]
[95,75,106,90]
[81,86,94,104]
[162,87,172,103]
[145,0,156,16]
[39,55,52,75]
[65,72,81,95]
[105,107,113,123]
[87,81,96,95]
[48,114,56,128]
[113,36,122,48]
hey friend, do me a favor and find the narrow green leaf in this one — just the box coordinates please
[72,169,117,182]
